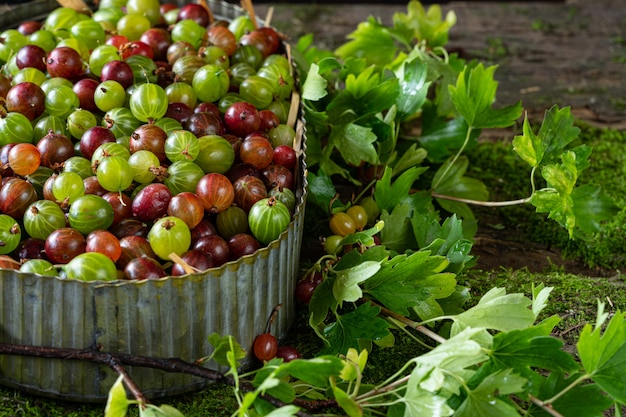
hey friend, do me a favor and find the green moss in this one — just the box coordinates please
[461,268,625,346]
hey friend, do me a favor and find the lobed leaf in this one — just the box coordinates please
[332,260,382,303]
[454,370,526,417]
[450,287,536,336]
[104,375,130,417]
[395,58,430,121]
[335,17,398,66]
[449,63,522,129]
[577,307,626,403]
[320,303,391,356]
[207,333,246,368]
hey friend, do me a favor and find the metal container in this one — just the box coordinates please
[0,0,307,401]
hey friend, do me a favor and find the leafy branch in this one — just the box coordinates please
[298,0,618,240]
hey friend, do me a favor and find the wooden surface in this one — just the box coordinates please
[257,0,626,129]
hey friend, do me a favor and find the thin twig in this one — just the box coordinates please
[107,355,148,406]
[367,300,447,345]
[0,342,323,416]
[528,394,565,417]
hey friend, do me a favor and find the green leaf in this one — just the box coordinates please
[339,220,385,248]
[454,370,526,417]
[306,170,344,214]
[531,283,553,317]
[407,327,491,394]
[309,278,338,336]
[577,308,626,403]
[332,260,382,303]
[364,250,456,316]
[207,333,246,368]
[301,63,328,101]
[392,1,457,48]
[320,303,390,355]
[488,315,579,374]
[374,166,426,213]
[395,390,453,417]
[512,113,543,168]
[330,380,362,417]
[513,105,581,169]
[571,183,620,236]
[418,108,479,163]
[449,63,522,129]
[529,150,584,237]
[277,356,344,387]
[379,203,418,253]
[450,287,536,336]
[530,372,614,417]
[330,123,379,167]
[252,362,296,403]
[104,375,130,417]
[391,143,428,176]
[263,405,303,417]
[335,17,398,66]
[395,58,430,120]
[140,405,185,417]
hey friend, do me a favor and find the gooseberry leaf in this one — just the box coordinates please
[379,203,418,253]
[276,356,344,387]
[450,287,536,336]
[374,165,427,213]
[104,375,130,417]
[263,406,303,417]
[577,306,626,403]
[320,302,390,355]
[395,58,430,121]
[307,170,344,214]
[393,1,457,48]
[340,348,368,381]
[339,220,385,247]
[335,17,398,66]
[140,405,185,417]
[512,105,581,168]
[488,315,579,374]
[418,107,479,163]
[391,143,428,175]
[309,278,339,339]
[251,366,295,405]
[301,63,328,101]
[331,122,379,167]
[454,369,526,417]
[207,333,246,368]
[531,283,553,317]
[571,183,620,236]
[330,379,362,417]
[332,260,382,303]
[364,250,456,316]
[408,327,491,393]
[530,371,614,417]
[449,63,522,129]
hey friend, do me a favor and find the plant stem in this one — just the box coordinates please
[528,394,565,417]
[431,192,532,207]
[432,125,473,190]
[355,374,411,402]
[369,300,447,344]
[541,374,590,405]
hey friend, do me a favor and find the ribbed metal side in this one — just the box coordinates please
[0,169,306,400]
[0,0,308,401]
